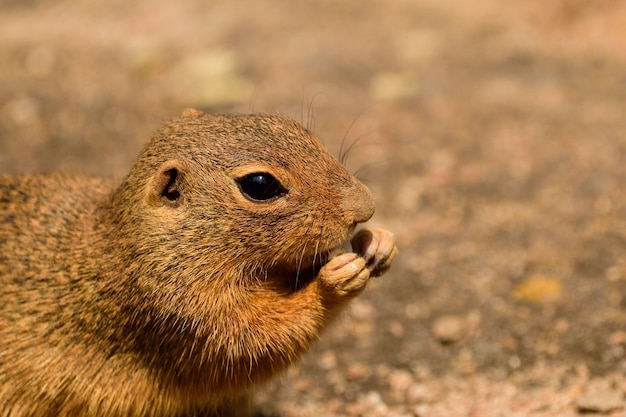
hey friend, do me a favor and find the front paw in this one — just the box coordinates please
[318,253,370,298]
[350,228,398,277]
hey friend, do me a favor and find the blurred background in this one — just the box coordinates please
[1,0,626,415]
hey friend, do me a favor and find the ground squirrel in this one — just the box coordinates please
[0,108,398,417]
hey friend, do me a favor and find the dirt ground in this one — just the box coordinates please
[1,0,626,415]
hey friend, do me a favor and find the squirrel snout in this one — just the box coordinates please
[340,183,375,225]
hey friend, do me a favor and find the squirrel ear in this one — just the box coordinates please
[150,160,184,207]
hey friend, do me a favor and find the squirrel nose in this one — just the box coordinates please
[341,182,375,225]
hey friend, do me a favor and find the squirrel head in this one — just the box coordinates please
[91,109,379,392]
[106,109,375,286]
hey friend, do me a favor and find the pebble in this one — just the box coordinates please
[388,368,415,392]
[369,71,420,101]
[576,379,624,414]
[3,95,40,127]
[512,275,563,304]
[407,383,437,403]
[609,331,626,346]
[346,391,388,416]
[431,314,465,344]
[388,320,405,338]
[319,350,338,370]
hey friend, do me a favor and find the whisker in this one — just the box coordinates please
[295,210,317,289]
[311,232,321,273]
[315,225,326,274]
[300,91,306,128]
[294,243,307,291]
[305,94,314,131]
[353,160,387,181]
[339,111,367,165]
[306,92,325,131]
[247,77,266,113]
[342,129,379,164]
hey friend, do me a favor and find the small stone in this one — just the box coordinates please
[407,383,437,404]
[369,71,420,101]
[319,350,337,370]
[554,318,570,334]
[508,355,521,369]
[347,391,388,417]
[606,265,624,282]
[576,379,624,413]
[351,299,374,320]
[388,320,405,337]
[388,368,414,392]
[609,331,626,345]
[431,315,465,344]
[345,362,370,380]
[3,95,40,127]
[412,404,430,417]
[513,275,563,304]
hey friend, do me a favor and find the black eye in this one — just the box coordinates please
[237,172,288,202]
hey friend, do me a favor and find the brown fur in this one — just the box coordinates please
[0,109,397,417]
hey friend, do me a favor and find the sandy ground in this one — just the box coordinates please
[1,0,626,415]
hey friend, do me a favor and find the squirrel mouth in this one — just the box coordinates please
[310,239,354,271]
[317,224,357,264]
[327,240,354,258]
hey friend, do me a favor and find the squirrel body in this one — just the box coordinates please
[0,109,397,416]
